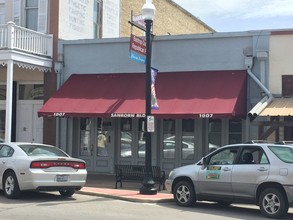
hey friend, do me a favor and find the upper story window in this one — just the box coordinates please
[25,0,38,31]
[93,0,102,38]
[0,2,5,24]
[13,0,48,32]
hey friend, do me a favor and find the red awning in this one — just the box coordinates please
[38,71,247,119]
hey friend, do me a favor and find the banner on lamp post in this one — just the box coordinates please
[151,67,159,110]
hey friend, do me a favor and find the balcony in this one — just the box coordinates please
[0,22,53,69]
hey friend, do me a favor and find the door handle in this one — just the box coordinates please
[258,167,268,171]
[222,167,231,171]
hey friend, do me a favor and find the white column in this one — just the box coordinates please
[5,60,14,142]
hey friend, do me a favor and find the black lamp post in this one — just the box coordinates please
[139,0,157,195]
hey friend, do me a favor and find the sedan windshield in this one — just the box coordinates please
[19,145,68,157]
[268,146,293,163]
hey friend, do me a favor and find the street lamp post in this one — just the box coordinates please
[140,0,157,195]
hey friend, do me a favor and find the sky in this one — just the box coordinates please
[172,0,293,32]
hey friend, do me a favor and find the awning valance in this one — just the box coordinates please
[38,71,247,119]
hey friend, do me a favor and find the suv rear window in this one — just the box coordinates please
[268,146,293,163]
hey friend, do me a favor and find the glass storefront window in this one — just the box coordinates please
[79,119,92,156]
[209,119,221,151]
[138,118,146,158]
[0,110,5,141]
[182,119,195,160]
[19,84,44,100]
[120,118,132,158]
[163,119,175,159]
[97,118,108,157]
[229,119,242,144]
[0,85,6,100]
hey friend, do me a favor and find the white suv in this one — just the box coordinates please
[165,143,293,219]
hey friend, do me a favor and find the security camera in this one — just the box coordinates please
[244,56,253,70]
[54,62,63,73]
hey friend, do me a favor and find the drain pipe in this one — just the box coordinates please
[246,56,273,120]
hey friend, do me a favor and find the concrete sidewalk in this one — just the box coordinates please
[78,173,173,203]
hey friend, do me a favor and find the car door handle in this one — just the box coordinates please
[258,167,268,171]
[2,161,5,164]
[222,167,231,171]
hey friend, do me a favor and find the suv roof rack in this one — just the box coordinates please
[246,140,273,144]
[275,141,293,145]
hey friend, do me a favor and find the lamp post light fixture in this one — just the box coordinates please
[139,0,157,195]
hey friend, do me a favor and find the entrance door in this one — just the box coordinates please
[16,103,43,143]
[79,118,114,173]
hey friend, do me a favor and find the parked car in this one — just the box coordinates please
[165,142,293,219]
[0,142,87,199]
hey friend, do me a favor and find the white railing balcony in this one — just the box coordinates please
[0,21,53,58]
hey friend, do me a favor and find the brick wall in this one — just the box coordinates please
[121,0,214,37]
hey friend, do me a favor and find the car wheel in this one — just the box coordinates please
[3,171,20,199]
[59,189,75,197]
[259,188,288,219]
[173,181,196,207]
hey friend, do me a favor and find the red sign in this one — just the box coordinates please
[129,34,146,56]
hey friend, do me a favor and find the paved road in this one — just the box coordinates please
[0,190,292,220]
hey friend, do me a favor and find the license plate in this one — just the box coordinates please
[56,175,69,182]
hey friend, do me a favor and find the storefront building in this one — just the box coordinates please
[39,31,272,174]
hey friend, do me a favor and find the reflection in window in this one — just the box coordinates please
[209,147,239,165]
[229,119,242,144]
[163,119,175,159]
[120,118,132,158]
[182,119,195,160]
[138,118,145,158]
[79,119,92,156]
[97,118,108,157]
[19,84,44,100]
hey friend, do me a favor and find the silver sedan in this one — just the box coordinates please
[0,142,87,199]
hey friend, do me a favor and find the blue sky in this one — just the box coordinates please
[172,0,293,32]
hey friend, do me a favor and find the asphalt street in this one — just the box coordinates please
[0,190,293,220]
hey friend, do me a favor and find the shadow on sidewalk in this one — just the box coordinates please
[85,173,167,193]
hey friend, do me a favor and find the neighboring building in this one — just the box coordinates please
[0,1,53,143]
[0,0,213,144]
[255,31,293,141]
[120,0,213,37]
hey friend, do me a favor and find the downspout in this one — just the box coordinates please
[246,56,273,121]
